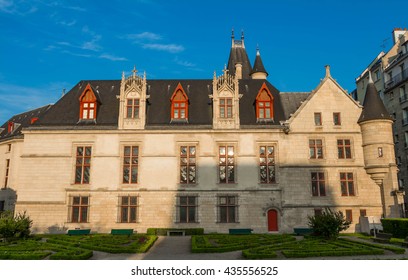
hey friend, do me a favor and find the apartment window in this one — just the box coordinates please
[337,139,352,159]
[333,112,341,126]
[180,146,196,184]
[340,172,355,196]
[405,132,408,147]
[345,209,353,222]
[126,99,140,118]
[311,172,326,196]
[123,146,138,184]
[70,196,89,223]
[219,146,235,183]
[360,209,367,217]
[218,195,238,223]
[220,98,233,118]
[403,108,408,125]
[309,139,324,159]
[400,86,406,102]
[399,179,404,189]
[177,196,197,223]
[378,147,383,157]
[75,146,92,184]
[119,196,138,223]
[314,113,322,126]
[259,146,276,183]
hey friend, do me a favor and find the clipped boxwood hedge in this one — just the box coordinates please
[381,218,408,238]
[146,228,204,236]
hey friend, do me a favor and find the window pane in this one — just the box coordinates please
[77,147,84,156]
[75,167,82,183]
[73,197,81,205]
[123,167,129,183]
[220,207,227,222]
[227,107,232,118]
[260,146,266,155]
[189,146,196,156]
[268,167,275,182]
[72,207,79,222]
[265,108,271,118]
[228,206,235,222]
[131,167,138,183]
[219,166,226,183]
[219,146,226,156]
[181,146,187,156]
[85,147,92,156]
[81,196,88,205]
[228,196,235,205]
[124,146,131,156]
[188,196,196,205]
[132,146,139,155]
[227,166,234,182]
[122,196,129,205]
[227,99,232,105]
[121,207,128,222]
[219,197,227,205]
[180,196,187,205]
[81,207,88,222]
[130,196,137,205]
[227,146,234,156]
[188,207,196,222]
[180,207,187,222]
[189,166,196,183]
[130,208,137,222]
[180,166,187,183]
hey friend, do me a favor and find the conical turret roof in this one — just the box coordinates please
[358,73,392,123]
[251,49,268,76]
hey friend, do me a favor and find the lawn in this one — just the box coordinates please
[191,234,406,259]
[0,234,157,260]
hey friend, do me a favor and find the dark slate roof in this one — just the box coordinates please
[227,47,252,79]
[279,92,310,119]
[250,51,268,76]
[0,105,52,141]
[358,80,393,123]
[36,80,120,126]
[32,79,289,128]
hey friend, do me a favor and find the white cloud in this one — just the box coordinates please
[59,19,76,27]
[174,57,196,67]
[126,32,162,41]
[99,54,127,61]
[0,0,37,15]
[142,43,184,53]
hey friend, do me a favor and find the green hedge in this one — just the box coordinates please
[146,228,204,236]
[381,218,408,238]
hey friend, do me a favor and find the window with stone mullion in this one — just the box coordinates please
[180,146,196,184]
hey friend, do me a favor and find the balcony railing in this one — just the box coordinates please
[386,68,408,89]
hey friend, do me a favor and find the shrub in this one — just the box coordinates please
[0,211,33,241]
[146,228,204,236]
[307,208,351,240]
[381,218,408,238]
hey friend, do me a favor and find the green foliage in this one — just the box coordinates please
[147,228,204,236]
[0,211,33,241]
[308,208,351,240]
[381,218,408,238]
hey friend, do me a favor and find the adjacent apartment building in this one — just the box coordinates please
[0,33,404,234]
[356,28,408,216]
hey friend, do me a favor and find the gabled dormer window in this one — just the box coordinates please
[7,121,14,133]
[79,83,97,120]
[256,83,274,120]
[171,83,188,121]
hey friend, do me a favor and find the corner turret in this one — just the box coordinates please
[250,47,268,80]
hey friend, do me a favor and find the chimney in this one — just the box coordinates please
[235,63,242,79]
[392,28,406,44]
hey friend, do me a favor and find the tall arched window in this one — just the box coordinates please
[171,83,188,121]
[79,83,97,120]
[256,83,274,120]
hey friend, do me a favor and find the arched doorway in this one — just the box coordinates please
[267,209,278,231]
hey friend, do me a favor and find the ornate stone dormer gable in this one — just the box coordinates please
[210,66,242,129]
[78,83,100,124]
[118,66,148,129]
[170,83,189,123]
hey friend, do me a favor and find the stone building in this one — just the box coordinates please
[356,28,408,216]
[0,33,404,234]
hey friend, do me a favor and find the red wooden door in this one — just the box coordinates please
[267,209,278,231]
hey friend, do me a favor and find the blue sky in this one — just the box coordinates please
[0,0,407,125]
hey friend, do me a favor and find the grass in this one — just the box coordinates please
[0,233,157,260]
[191,234,406,259]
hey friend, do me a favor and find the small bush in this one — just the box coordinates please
[308,208,351,240]
[381,218,408,238]
[0,211,33,241]
[146,228,204,236]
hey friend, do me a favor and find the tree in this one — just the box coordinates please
[308,208,351,240]
[0,211,33,242]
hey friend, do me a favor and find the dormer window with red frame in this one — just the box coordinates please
[7,121,14,133]
[79,83,98,120]
[256,83,274,120]
[171,83,188,121]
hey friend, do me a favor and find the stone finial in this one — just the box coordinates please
[121,71,125,81]
[132,65,137,78]
[325,65,331,78]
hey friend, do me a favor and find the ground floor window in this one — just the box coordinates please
[177,196,197,223]
[218,195,238,223]
[69,196,89,223]
[119,195,138,223]
[345,209,353,222]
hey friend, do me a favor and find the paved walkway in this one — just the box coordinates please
[90,235,408,260]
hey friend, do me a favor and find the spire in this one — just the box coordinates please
[227,31,252,79]
[231,29,235,47]
[250,47,268,79]
[358,71,392,123]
